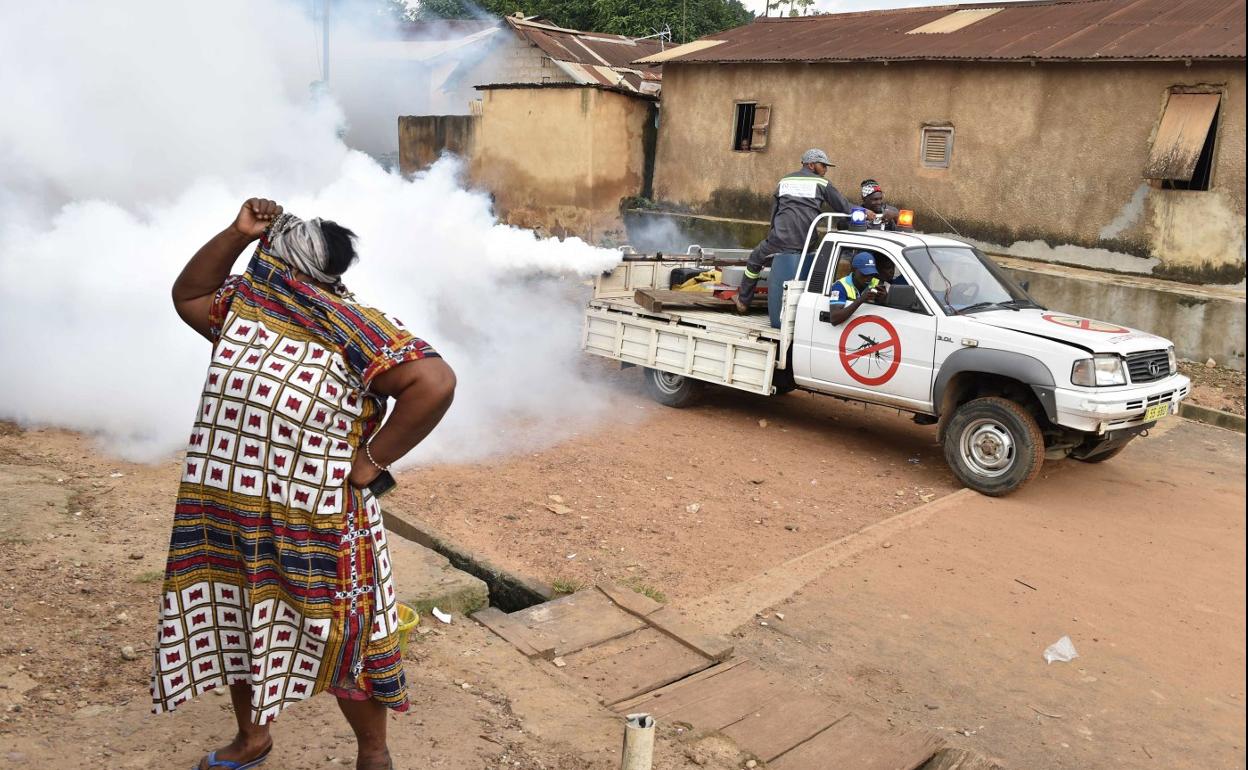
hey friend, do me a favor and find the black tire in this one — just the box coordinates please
[1075,441,1132,464]
[942,396,1045,496]
[773,367,797,395]
[642,368,704,408]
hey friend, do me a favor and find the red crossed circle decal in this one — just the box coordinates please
[839,315,902,386]
[1041,314,1129,334]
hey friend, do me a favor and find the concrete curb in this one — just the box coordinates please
[1180,402,1247,433]
[383,505,555,612]
[684,488,978,636]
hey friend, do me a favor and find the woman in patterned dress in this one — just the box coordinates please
[159,198,456,770]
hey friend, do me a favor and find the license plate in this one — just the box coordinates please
[1144,402,1170,422]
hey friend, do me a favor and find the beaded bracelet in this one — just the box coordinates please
[364,441,390,472]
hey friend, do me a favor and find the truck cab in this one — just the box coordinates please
[788,228,1189,493]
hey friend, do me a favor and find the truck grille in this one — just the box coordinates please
[1125,349,1171,384]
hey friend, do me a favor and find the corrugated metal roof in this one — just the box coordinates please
[636,0,1245,64]
[504,16,664,92]
[475,81,660,101]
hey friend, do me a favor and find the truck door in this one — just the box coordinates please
[791,238,837,381]
[802,243,938,409]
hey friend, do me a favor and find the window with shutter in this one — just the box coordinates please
[732,102,771,152]
[1145,90,1221,191]
[920,126,953,169]
[751,104,771,151]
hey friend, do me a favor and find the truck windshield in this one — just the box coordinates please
[902,245,1038,315]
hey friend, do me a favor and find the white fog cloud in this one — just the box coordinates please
[0,0,620,465]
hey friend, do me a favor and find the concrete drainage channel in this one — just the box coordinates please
[382,498,1005,769]
[383,506,554,613]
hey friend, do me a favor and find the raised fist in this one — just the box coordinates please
[231,198,283,239]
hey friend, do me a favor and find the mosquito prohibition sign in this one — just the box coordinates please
[839,315,902,386]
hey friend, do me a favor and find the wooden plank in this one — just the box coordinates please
[470,607,552,659]
[919,748,1001,770]
[1143,92,1220,181]
[721,695,849,762]
[560,628,713,706]
[597,583,664,618]
[645,606,734,662]
[610,658,748,714]
[613,660,785,729]
[770,713,944,770]
[633,288,764,314]
[511,589,646,658]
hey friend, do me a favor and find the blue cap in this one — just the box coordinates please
[851,252,878,276]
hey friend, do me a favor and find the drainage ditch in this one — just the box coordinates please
[383,508,553,613]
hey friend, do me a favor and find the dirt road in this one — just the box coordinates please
[729,418,1246,769]
[2,362,1242,768]
[389,364,959,604]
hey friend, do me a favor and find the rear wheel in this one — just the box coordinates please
[943,396,1045,496]
[773,366,797,395]
[642,368,704,408]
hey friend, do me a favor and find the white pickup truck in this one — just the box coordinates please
[582,215,1191,496]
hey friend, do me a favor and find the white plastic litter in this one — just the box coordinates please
[1043,635,1078,664]
[431,607,452,624]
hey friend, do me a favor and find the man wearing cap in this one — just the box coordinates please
[732,149,853,314]
[827,252,883,325]
[860,179,900,230]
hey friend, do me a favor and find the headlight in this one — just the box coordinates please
[1167,346,1177,375]
[1072,354,1127,386]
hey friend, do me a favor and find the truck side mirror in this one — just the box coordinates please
[884,284,920,311]
[1019,279,1031,292]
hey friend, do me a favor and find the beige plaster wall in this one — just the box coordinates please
[652,61,1245,282]
[397,115,478,175]
[470,86,655,241]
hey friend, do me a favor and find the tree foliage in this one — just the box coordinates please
[405,0,754,43]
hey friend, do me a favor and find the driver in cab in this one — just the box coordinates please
[828,252,883,325]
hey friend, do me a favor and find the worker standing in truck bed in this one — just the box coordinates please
[733,148,854,314]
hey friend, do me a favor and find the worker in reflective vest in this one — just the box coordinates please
[828,252,883,326]
[732,148,853,314]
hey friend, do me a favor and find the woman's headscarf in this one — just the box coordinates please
[266,212,340,284]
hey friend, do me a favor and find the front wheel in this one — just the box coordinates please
[942,397,1045,496]
[642,368,704,408]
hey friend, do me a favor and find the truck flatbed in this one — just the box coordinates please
[583,256,798,395]
[588,296,783,341]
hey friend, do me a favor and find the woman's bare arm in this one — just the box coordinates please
[172,198,281,340]
[347,357,457,488]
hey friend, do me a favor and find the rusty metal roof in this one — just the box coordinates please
[504,16,664,92]
[636,0,1245,64]
[474,81,660,101]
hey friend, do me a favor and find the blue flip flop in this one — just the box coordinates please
[195,743,272,770]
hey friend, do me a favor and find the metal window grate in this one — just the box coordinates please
[921,127,953,168]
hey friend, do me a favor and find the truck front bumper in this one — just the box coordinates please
[1053,375,1191,434]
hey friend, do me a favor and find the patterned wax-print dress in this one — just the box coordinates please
[151,241,438,725]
